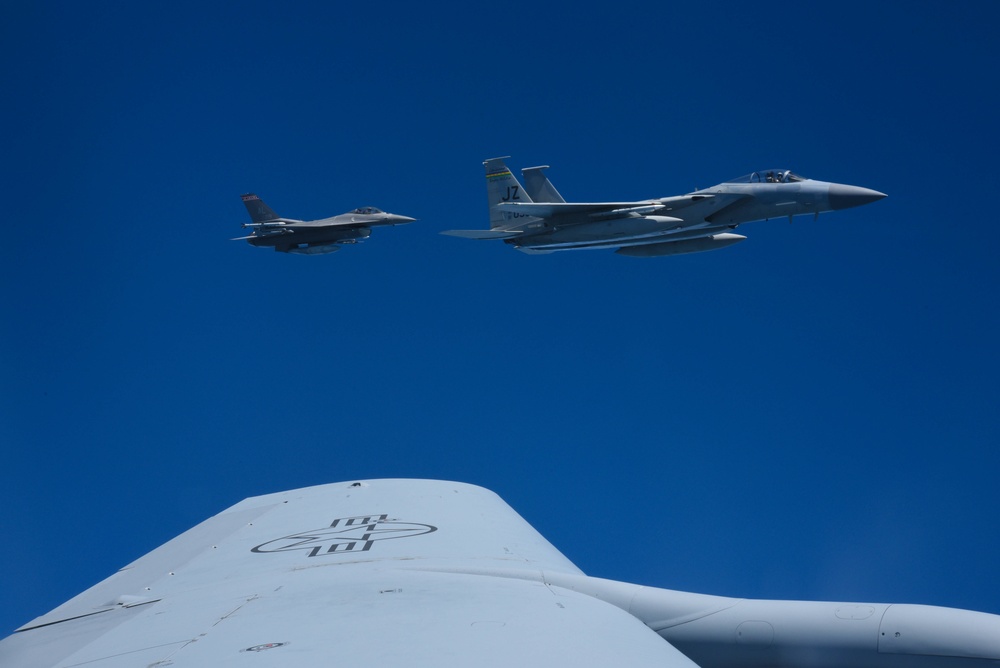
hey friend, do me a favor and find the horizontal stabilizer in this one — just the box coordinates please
[440,229,524,240]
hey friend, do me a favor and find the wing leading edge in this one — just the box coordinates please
[0,479,697,668]
[496,201,675,220]
[6,479,999,668]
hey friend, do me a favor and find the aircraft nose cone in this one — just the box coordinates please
[828,184,887,210]
[389,214,417,224]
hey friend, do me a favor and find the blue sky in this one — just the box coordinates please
[2,2,998,636]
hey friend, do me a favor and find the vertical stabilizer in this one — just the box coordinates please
[522,166,566,203]
[241,193,280,224]
[484,157,538,229]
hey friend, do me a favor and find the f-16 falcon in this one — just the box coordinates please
[442,158,885,256]
[235,193,415,255]
[2,479,997,667]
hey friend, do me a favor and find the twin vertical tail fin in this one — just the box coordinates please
[484,157,537,230]
[241,193,280,225]
[521,166,566,203]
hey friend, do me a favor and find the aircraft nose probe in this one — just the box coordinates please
[828,184,887,210]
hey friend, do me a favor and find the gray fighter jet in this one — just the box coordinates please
[442,158,885,256]
[235,193,415,255]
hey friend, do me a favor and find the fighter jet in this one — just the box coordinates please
[442,158,885,256]
[235,193,415,255]
[2,479,998,667]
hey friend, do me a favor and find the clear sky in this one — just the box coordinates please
[2,2,998,637]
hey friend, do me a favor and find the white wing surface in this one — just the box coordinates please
[1,479,700,668]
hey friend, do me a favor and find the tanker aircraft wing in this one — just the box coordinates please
[442,158,884,256]
[3,479,999,668]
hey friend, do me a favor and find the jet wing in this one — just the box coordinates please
[254,217,364,230]
[655,194,718,211]
[440,228,525,239]
[284,219,361,228]
[496,201,677,221]
[0,479,699,668]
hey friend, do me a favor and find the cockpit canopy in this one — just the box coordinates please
[351,206,384,215]
[725,170,806,184]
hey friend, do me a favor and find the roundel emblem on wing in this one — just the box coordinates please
[241,642,288,653]
[251,514,437,558]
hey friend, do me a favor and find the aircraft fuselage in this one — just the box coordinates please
[480,166,886,256]
[238,200,415,254]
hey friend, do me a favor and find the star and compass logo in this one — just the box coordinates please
[251,514,437,558]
